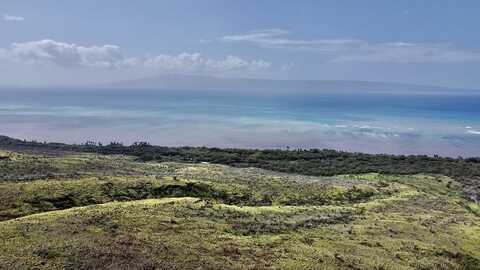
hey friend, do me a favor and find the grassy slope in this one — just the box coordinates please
[0,150,479,270]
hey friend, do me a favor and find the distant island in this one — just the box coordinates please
[6,74,477,95]
[98,74,480,95]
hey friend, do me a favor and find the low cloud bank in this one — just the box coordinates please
[0,39,271,73]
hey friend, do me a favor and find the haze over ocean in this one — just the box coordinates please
[1,89,479,157]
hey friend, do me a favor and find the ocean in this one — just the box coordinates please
[1,89,479,157]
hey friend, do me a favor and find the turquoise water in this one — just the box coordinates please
[1,89,479,157]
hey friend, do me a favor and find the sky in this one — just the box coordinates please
[1,0,480,88]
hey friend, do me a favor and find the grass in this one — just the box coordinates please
[0,150,479,269]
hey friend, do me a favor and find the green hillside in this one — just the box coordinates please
[0,149,479,269]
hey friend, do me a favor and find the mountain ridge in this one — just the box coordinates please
[2,74,478,95]
[99,73,478,94]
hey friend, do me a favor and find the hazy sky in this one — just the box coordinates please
[1,1,480,88]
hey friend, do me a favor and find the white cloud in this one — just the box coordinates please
[7,39,130,68]
[222,29,348,49]
[281,62,295,71]
[222,29,480,63]
[145,52,203,72]
[1,39,271,73]
[146,53,270,72]
[3,14,24,21]
[206,55,270,71]
[467,130,480,135]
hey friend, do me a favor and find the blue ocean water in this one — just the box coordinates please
[0,89,479,157]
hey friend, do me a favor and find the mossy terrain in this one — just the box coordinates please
[0,149,479,269]
[2,135,479,202]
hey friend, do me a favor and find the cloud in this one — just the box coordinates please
[467,130,480,135]
[222,29,480,63]
[222,29,346,49]
[206,55,270,71]
[7,39,130,68]
[145,53,270,72]
[3,14,25,21]
[1,39,271,73]
[281,62,295,71]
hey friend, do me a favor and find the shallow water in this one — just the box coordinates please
[1,89,479,157]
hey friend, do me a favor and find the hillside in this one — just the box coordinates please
[1,135,479,202]
[0,141,479,269]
